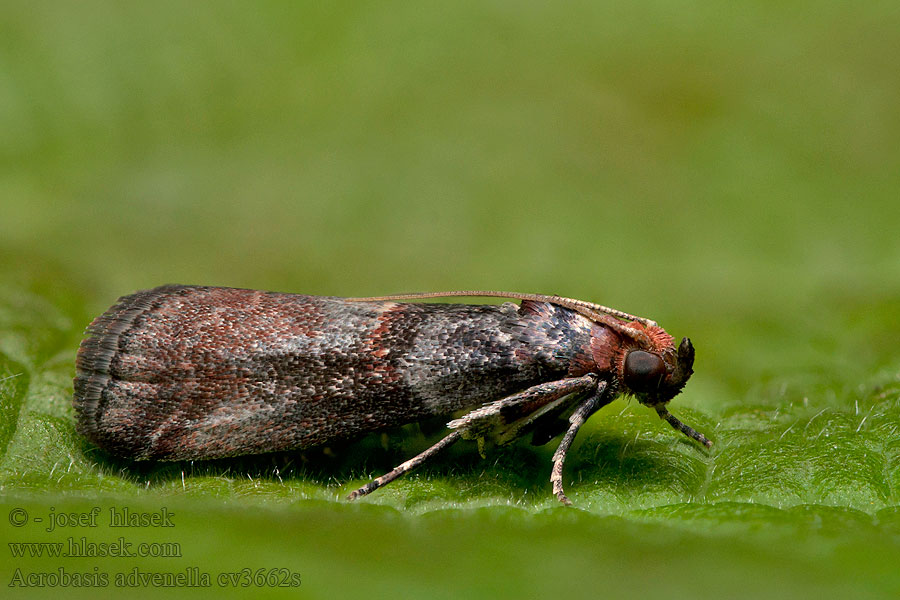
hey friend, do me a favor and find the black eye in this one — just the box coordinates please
[623,351,666,393]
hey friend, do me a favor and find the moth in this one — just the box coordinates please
[73,285,710,504]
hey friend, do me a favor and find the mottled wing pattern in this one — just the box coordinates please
[74,286,595,461]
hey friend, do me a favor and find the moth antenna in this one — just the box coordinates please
[580,308,652,346]
[654,405,712,448]
[346,291,657,328]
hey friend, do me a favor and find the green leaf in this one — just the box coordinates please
[2,2,900,598]
[2,256,900,599]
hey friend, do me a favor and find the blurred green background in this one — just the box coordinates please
[2,1,899,598]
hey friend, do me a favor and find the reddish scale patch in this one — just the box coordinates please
[137,288,325,369]
[362,303,406,386]
[81,286,352,458]
[643,324,675,353]
[589,320,681,393]
[589,322,624,375]
[566,333,600,377]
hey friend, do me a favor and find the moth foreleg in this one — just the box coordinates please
[347,431,462,500]
[550,381,610,506]
[448,374,599,443]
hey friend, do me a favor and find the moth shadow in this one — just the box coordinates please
[77,416,488,490]
[434,431,689,500]
[562,432,700,496]
[79,419,687,500]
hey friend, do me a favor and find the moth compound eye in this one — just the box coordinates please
[623,351,666,394]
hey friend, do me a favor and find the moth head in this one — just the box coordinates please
[622,336,694,407]
[620,336,710,448]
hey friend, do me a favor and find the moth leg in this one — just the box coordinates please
[348,376,600,501]
[551,381,610,506]
[347,431,462,500]
[448,374,598,443]
[654,405,712,448]
[494,391,584,446]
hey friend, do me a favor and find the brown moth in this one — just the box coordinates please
[74,286,709,504]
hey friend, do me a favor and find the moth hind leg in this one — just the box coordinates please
[347,431,462,500]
